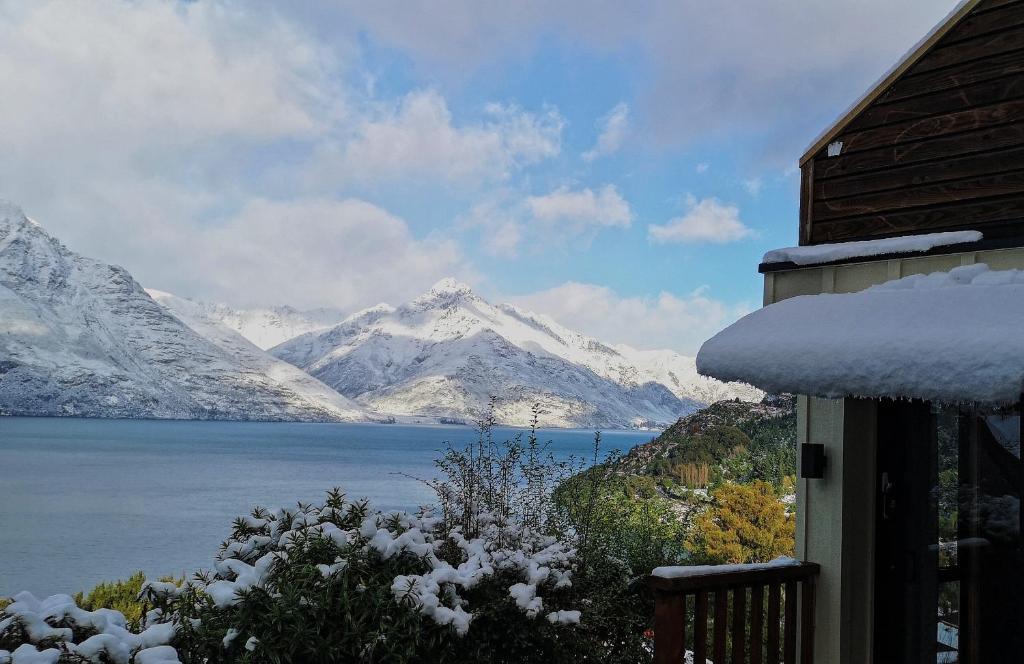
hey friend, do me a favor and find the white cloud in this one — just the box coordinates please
[316,91,564,186]
[0,1,333,150]
[696,163,710,174]
[506,282,752,354]
[527,185,633,228]
[462,184,632,255]
[648,196,753,244]
[0,0,576,310]
[743,177,763,197]
[582,102,630,162]
[184,198,466,310]
[333,0,956,159]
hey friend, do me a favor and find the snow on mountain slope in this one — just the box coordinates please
[493,303,763,406]
[0,202,365,421]
[145,289,367,420]
[161,299,345,350]
[271,278,759,429]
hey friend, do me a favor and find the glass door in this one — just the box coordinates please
[874,400,1022,663]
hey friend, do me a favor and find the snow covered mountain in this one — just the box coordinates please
[156,299,344,350]
[271,278,760,429]
[0,202,365,421]
[144,290,367,419]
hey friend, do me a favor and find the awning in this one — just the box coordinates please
[696,264,1024,404]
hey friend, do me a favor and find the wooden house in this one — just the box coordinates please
[651,1,1024,662]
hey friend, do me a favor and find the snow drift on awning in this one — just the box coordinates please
[762,230,982,266]
[696,264,1024,404]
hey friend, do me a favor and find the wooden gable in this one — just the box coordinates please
[799,0,1024,245]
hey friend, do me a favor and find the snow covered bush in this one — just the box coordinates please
[1,409,653,662]
[1,489,650,663]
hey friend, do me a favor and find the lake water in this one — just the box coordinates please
[0,417,653,597]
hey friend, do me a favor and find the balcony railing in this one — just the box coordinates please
[646,560,820,664]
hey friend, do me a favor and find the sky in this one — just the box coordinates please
[0,0,960,354]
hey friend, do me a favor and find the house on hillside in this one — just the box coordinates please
[649,1,1024,662]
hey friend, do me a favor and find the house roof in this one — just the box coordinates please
[696,263,1024,404]
[800,0,984,166]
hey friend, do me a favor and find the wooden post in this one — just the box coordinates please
[713,590,728,663]
[801,576,816,663]
[653,591,685,664]
[751,584,764,664]
[784,580,798,664]
[767,583,781,663]
[732,587,747,663]
[694,591,709,664]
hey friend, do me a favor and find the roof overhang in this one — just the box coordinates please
[800,0,984,167]
[697,264,1024,404]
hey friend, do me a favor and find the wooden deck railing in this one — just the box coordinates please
[646,561,820,664]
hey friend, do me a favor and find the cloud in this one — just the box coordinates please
[506,282,752,354]
[0,1,333,150]
[582,102,630,162]
[527,185,633,228]
[185,198,466,310]
[648,196,753,244]
[743,177,763,197]
[333,0,957,159]
[313,91,564,187]
[0,0,574,310]
[462,184,632,255]
[696,163,709,174]
[0,0,350,296]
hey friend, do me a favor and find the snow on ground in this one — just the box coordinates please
[697,263,1024,404]
[762,230,982,266]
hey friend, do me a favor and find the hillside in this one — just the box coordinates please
[618,394,796,488]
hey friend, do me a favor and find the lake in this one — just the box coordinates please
[0,417,654,597]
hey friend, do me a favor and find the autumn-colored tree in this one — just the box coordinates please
[686,480,795,564]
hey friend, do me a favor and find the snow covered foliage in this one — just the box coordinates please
[1,487,650,663]
[0,592,178,663]
[698,263,1024,404]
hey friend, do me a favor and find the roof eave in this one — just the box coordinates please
[799,0,984,167]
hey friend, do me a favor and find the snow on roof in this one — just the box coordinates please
[697,264,1024,404]
[762,230,983,266]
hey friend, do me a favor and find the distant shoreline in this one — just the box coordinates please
[0,412,666,433]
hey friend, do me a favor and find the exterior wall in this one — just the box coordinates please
[795,397,876,664]
[799,0,1024,245]
[766,245,1024,662]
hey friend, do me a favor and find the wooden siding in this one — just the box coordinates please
[800,0,1024,245]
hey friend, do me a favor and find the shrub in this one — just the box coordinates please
[72,572,182,631]
[685,480,795,564]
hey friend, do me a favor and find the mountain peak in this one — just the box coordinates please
[0,200,36,232]
[429,277,474,295]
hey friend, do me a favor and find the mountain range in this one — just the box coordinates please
[0,202,759,428]
[270,279,760,428]
[0,202,363,421]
